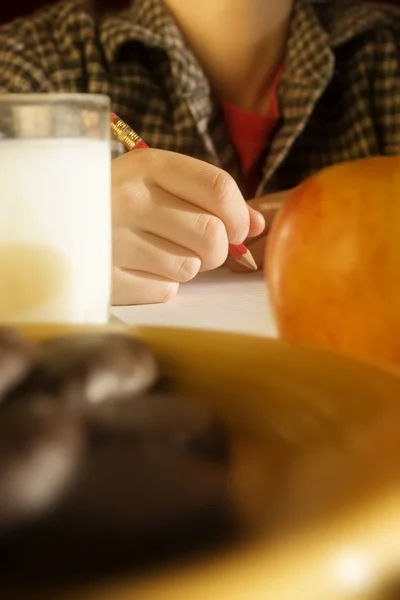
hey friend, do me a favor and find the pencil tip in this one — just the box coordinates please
[237,250,258,271]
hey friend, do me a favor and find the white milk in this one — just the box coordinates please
[0,138,111,323]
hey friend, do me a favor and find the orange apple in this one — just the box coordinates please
[266,156,400,368]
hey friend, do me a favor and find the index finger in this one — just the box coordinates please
[147,150,252,245]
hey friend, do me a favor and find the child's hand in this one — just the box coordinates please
[111,149,265,305]
[227,190,289,272]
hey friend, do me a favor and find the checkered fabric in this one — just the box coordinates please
[1,0,400,196]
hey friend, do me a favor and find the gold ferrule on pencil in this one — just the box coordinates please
[110,117,142,151]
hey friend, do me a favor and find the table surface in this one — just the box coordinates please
[112,268,278,338]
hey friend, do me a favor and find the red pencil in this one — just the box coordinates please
[110,113,257,271]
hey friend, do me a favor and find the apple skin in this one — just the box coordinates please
[266,156,400,368]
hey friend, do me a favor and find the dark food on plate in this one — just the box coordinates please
[0,328,236,578]
[86,392,230,465]
[0,395,83,534]
[0,327,38,403]
[11,333,159,409]
[40,393,232,549]
[1,327,398,587]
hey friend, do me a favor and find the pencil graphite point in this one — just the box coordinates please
[238,249,258,271]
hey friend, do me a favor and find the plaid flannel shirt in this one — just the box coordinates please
[1,0,400,197]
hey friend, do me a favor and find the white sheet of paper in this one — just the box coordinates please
[112,268,278,338]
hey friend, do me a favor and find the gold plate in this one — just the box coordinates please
[4,325,400,600]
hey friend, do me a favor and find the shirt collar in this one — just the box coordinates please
[282,0,393,86]
[101,0,209,98]
[99,0,397,164]
[321,0,395,48]
[101,0,394,94]
[283,0,333,89]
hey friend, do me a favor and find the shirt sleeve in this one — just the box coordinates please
[0,1,108,97]
[0,21,53,93]
[370,24,400,155]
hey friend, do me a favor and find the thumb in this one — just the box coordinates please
[228,190,290,272]
[247,206,265,239]
[247,190,289,235]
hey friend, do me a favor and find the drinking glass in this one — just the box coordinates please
[0,94,111,324]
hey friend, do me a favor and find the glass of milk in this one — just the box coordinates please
[0,94,111,324]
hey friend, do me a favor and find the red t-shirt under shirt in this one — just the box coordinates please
[220,66,283,197]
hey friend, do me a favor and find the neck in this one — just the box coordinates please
[163,0,293,113]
